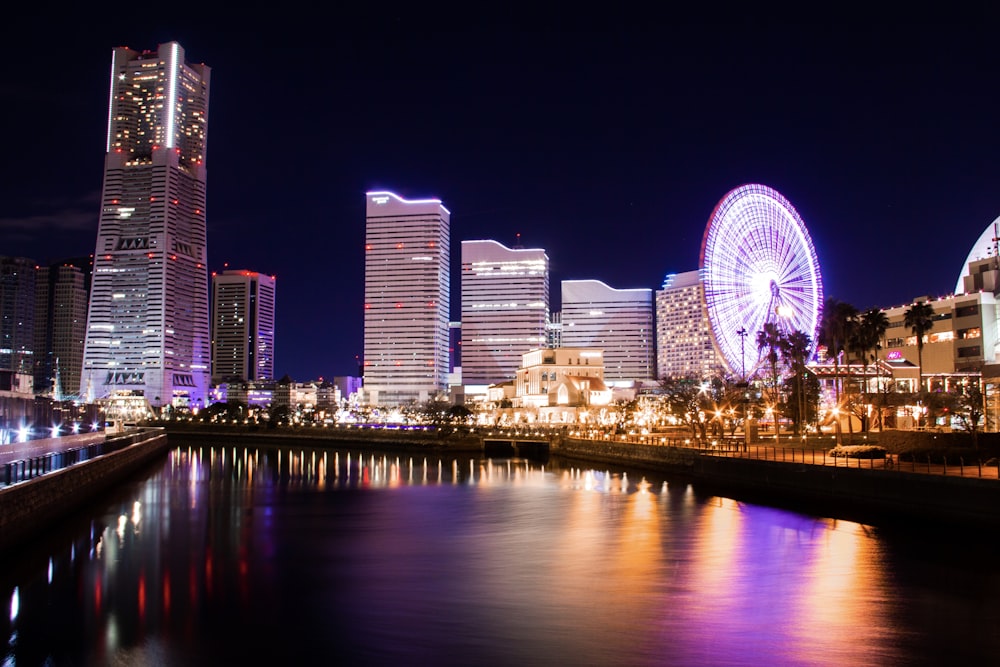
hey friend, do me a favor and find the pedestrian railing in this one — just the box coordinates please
[0,429,154,488]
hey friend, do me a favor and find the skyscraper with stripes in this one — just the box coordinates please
[560,279,654,381]
[211,270,276,383]
[80,42,211,409]
[363,191,450,406]
[461,240,549,386]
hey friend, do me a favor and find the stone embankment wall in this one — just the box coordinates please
[163,424,483,452]
[554,437,1000,528]
[0,431,169,553]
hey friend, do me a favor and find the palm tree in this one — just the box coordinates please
[903,300,935,392]
[860,308,890,429]
[757,322,787,443]
[818,298,858,443]
[781,330,812,435]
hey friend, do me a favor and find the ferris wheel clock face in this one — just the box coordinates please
[699,184,824,376]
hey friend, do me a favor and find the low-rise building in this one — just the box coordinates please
[515,348,612,414]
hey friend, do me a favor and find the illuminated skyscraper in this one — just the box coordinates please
[461,240,549,387]
[80,42,210,409]
[656,271,720,379]
[211,270,276,383]
[561,279,654,381]
[364,191,450,405]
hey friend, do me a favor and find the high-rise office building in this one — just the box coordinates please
[80,42,211,409]
[211,270,276,383]
[0,257,36,391]
[364,191,450,405]
[656,271,720,379]
[561,279,654,381]
[461,240,549,387]
[33,260,90,398]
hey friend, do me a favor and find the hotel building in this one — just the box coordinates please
[560,279,654,382]
[461,240,549,388]
[363,191,450,405]
[211,270,276,383]
[656,271,720,379]
[80,42,211,408]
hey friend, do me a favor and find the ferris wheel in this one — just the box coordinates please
[699,184,824,377]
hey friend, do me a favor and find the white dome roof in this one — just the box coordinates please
[956,215,1000,294]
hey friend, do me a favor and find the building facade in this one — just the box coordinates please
[363,191,450,405]
[211,270,276,383]
[880,290,999,382]
[561,279,653,381]
[0,257,36,391]
[460,240,549,387]
[80,42,211,409]
[656,271,721,379]
[33,260,89,398]
[515,347,611,411]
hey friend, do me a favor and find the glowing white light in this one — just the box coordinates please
[106,50,118,153]
[366,191,451,215]
[10,587,18,622]
[700,184,823,375]
[17,426,29,443]
[165,42,179,149]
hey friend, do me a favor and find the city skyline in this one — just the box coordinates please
[1,14,994,381]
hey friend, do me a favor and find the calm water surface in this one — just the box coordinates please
[3,441,1000,666]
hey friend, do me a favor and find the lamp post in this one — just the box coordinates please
[736,327,749,451]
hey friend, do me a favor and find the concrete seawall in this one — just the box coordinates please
[0,430,170,554]
[163,425,484,452]
[554,437,1000,528]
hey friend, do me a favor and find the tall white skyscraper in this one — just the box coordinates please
[561,279,654,381]
[211,270,276,383]
[364,191,450,406]
[655,271,720,379]
[461,240,549,387]
[80,42,211,409]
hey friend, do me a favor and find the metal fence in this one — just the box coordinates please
[0,430,154,488]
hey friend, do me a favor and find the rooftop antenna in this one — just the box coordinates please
[514,232,523,249]
[993,220,999,272]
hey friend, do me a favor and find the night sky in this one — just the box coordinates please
[1,11,994,381]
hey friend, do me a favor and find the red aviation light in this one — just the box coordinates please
[428,241,435,248]
[396,242,404,249]
[365,244,372,251]
[194,209,202,215]
[111,199,119,204]
[395,303,403,308]
[147,253,154,259]
[364,303,371,309]
[149,196,156,202]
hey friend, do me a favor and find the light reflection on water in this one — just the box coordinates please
[1,443,1000,666]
